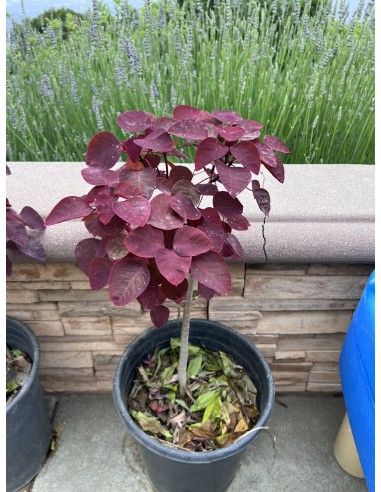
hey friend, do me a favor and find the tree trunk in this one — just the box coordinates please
[178,275,195,396]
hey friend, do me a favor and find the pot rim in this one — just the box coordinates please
[6,316,41,413]
[113,319,275,464]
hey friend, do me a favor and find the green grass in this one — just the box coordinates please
[6,0,375,163]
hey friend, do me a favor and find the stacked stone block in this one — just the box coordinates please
[6,262,373,394]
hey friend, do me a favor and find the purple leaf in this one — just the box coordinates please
[19,206,46,230]
[263,155,285,183]
[213,191,243,218]
[195,138,228,171]
[119,168,157,199]
[169,165,193,183]
[255,142,278,168]
[227,214,250,231]
[84,185,109,204]
[264,135,291,154]
[155,248,191,286]
[230,141,261,174]
[134,129,173,153]
[88,257,112,290]
[214,161,251,198]
[105,235,128,260]
[198,223,225,253]
[16,236,45,261]
[124,225,165,258]
[252,182,271,216]
[197,282,216,301]
[173,226,212,257]
[144,154,161,168]
[147,194,184,230]
[6,165,11,176]
[196,110,220,125]
[153,116,176,131]
[216,126,245,142]
[160,278,188,302]
[84,214,125,238]
[167,149,190,160]
[190,251,231,295]
[168,119,209,140]
[6,254,12,276]
[169,194,201,220]
[117,110,154,133]
[225,233,245,260]
[114,181,142,198]
[196,183,218,196]
[173,105,201,121]
[45,196,93,226]
[81,168,119,186]
[212,110,243,125]
[109,258,150,306]
[137,282,166,310]
[121,137,143,162]
[85,131,121,169]
[171,181,201,205]
[113,197,151,227]
[239,121,261,141]
[95,193,118,225]
[242,119,263,130]
[201,207,221,224]
[75,238,102,274]
[150,305,170,328]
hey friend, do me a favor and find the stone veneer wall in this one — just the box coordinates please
[6,261,374,394]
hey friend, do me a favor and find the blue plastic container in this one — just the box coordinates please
[339,270,375,492]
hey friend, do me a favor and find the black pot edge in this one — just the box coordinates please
[6,316,42,414]
[113,318,275,464]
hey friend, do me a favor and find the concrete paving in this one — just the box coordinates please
[27,394,368,492]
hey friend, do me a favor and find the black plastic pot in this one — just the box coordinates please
[113,319,274,492]
[6,316,51,492]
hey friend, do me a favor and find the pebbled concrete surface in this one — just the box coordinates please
[29,394,368,492]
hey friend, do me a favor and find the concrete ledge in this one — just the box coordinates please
[7,163,375,263]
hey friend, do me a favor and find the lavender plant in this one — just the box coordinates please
[6,0,374,163]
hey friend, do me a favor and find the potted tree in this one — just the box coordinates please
[45,105,288,492]
[6,174,51,492]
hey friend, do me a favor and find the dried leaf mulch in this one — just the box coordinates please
[6,346,32,404]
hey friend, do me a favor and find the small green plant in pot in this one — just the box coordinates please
[45,105,288,492]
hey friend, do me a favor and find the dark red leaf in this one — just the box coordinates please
[137,282,166,310]
[85,131,121,169]
[95,193,118,225]
[167,149,190,160]
[239,121,261,141]
[196,183,218,196]
[195,138,228,171]
[214,161,251,198]
[134,129,173,153]
[19,206,45,230]
[227,214,250,231]
[117,110,154,133]
[113,197,151,227]
[213,191,243,218]
[190,251,231,295]
[171,181,201,205]
[196,110,220,125]
[173,105,201,121]
[198,223,225,253]
[156,177,173,195]
[252,184,271,216]
[6,165,11,176]
[263,155,285,183]
[264,135,291,154]
[197,282,216,301]
[81,168,119,186]
[212,110,243,125]
[173,226,212,257]
[147,194,184,230]
[169,194,201,221]
[153,117,176,131]
[160,278,188,302]
[45,196,93,225]
[88,257,112,290]
[84,186,108,204]
[109,258,150,306]
[169,166,193,184]
[201,208,221,225]
[155,248,191,286]
[75,238,102,274]
[119,168,157,199]
[255,142,278,168]
[121,137,143,162]
[114,181,142,199]
[168,119,209,140]
[144,154,161,168]
[225,233,245,260]
[124,225,165,258]
[105,235,128,260]
[242,119,263,130]
[230,141,261,174]
[150,305,170,328]
[216,126,245,142]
